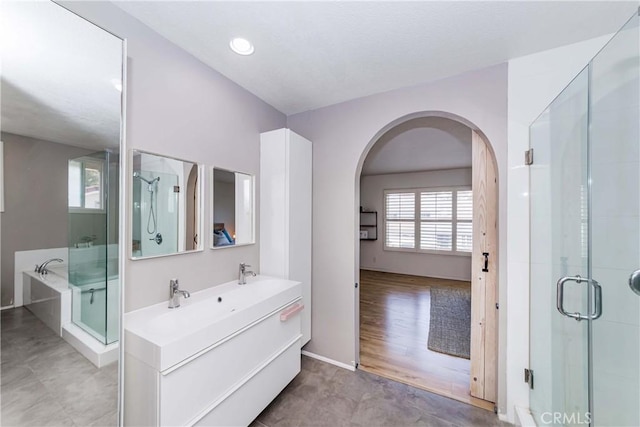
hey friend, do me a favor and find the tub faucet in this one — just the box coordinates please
[35,258,63,275]
[238,263,256,285]
[168,279,190,309]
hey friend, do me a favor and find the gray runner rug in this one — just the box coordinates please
[427,286,471,359]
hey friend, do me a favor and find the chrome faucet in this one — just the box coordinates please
[168,279,190,309]
[238,263,256,285]
[35,258,64,275]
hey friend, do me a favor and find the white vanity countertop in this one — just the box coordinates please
[124,275,302,372]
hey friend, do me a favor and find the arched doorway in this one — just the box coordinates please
[354,111,498,410]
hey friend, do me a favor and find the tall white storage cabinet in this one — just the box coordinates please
[260,129,312,345]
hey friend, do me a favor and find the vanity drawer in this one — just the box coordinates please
[195,336,301,426]
[159,299,303,426]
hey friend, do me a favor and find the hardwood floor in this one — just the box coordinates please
[358,269,494,411]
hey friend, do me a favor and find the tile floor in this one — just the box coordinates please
[1,307,118,426]
[253,356,509,427]
[2,308,507,427]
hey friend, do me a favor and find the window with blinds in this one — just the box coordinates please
[385,192,415,248]
[420,191,453,251]
[384,187,472,254]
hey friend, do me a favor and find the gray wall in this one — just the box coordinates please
[62,1,286,312]
[360,168,472,281]
[0,132,93,306]
[287,62,507,411]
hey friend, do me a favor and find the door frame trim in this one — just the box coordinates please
[353,111,500,406]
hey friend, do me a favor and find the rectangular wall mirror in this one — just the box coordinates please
[131,150,203,259]
[211,167,255,248]
[1,1,124,424]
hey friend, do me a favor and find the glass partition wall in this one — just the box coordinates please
[530,12,640,427]
[68,150,119,344]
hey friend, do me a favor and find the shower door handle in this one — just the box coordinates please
[557,276,588,321]
[591,280,602,320]
[556,275,602,321]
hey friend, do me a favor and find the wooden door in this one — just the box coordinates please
[470,131,498,403]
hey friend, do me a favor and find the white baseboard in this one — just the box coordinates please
[1,305,15,311]
[359,267,470,283]
[301,350,356,372]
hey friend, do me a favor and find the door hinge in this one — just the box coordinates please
[525,148,534,166]
[495,303,499,310]
[355,282,359,288]
[524,368,534,389]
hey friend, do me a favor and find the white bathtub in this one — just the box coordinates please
[22,266,119,367]
[23,268,71,336]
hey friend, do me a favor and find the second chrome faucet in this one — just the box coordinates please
[238,263,256,285]
[169,279,190,308]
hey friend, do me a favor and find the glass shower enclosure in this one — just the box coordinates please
[529,11,640,427]
[68,150,119,344]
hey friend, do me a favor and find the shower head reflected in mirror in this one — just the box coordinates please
[134,171,160,192]
[134,171,160,235]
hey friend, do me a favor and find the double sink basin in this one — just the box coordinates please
[124,275,302,372]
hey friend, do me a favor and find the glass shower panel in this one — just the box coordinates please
[589,13,640,427]
[529,68,590,426]
[68,151,116,344]
[105,152,119,344]
[530,11,640,427]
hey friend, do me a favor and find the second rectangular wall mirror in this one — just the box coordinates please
[131,150,203,259]
[211,168,255,248]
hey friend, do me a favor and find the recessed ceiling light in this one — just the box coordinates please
[229,37,254,56]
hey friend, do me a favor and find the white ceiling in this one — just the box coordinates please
[114,1,638,115]
[0,1,122,149]
[362,117,471,176]
[2,2,637,152]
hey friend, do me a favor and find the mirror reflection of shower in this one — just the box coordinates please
[132,150,198,258]
[133,171,162,245]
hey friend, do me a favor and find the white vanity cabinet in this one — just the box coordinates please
[124,277,303,426]
[260,128,312,345]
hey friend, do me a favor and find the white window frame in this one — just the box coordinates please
[383,190,417,250]
[383,186,472,257]
[68,156,106,214]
